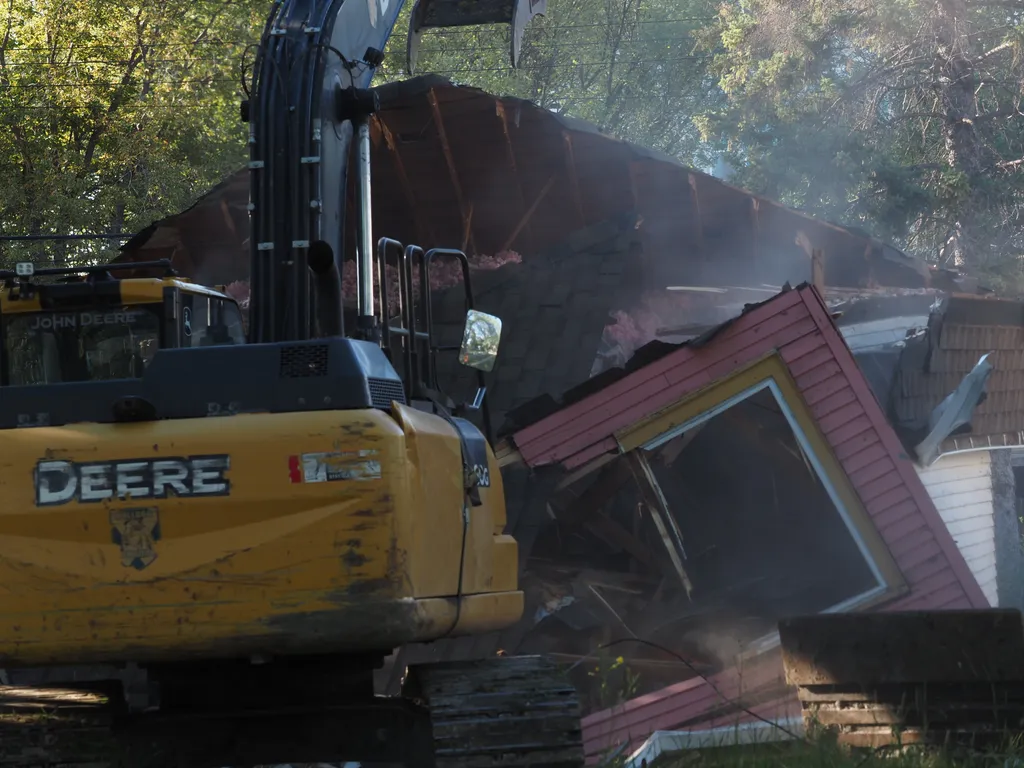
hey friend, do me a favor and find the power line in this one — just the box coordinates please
[0,234,129,242]
[2,36,702,68]
[1,55,709,89]
[0,17,715,51]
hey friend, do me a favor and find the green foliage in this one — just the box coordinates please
[693,0,1024,289]
[375,0,724,168]
[0,0,263,265]
[4,0,1024,288]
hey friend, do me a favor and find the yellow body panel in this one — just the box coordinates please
[0,404,521,666]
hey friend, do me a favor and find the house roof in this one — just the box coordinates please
[114,75,948,293]
[503,283,988,758]
[891,293,1024,449]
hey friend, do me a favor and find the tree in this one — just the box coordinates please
[695,0,1024,289]
[0,0,263,266]
[376,0,722,168]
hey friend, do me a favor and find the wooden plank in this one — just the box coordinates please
[818,402,864,436]
[893,539,942,572]
[949,525,995,549]
[945,514,995,537]
[872,498,920,530]
[585,514,660,570]
[802,373,851,407]
[428,88,476,255]
[841,442,889,474]
[702,318,818,382]
[794,360,842,390]
[624,451,693,595]
[849,457,896,487]
[922,474,992,498]
[865,486,913,517]
[461,202,474,253]
[857,470,904,503]
[918,460,992,485]
[782,337,831,372]
[878,512,927,542]
[377,116,435,246]
[888,527,937,559]
[563,132,586,227]
[805,704,1024,727]
[501,174,555,252]
[899,567,961,603]
[780,610,1024,686]
[811,248,825,294]
[554,452,617,491]
[687,174,705,259]
[809,386,858,420]
[902,552,952,586]
[827,416,875,449]
[959,538,993,562]
[494,101,534,253]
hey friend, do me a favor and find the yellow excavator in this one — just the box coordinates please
[0,1,583,766]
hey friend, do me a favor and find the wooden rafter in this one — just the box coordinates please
[750,197,760,266]
[376,115,434,246]
[427,88,476,255]
[555,452,617,491]
[796,230,826,293]
[625,452,694,597]
[501,174,555,253]
[563,131,585,226]
[495,101,534,253]
[551,459,661,572]
[462,203,474,253]
[687,173,705,260]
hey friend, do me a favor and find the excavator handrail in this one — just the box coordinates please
[0,260,177,281]
[373,238,493,439]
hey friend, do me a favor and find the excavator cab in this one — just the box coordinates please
[0,260,244,388]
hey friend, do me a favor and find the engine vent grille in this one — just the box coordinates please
[369,378,407,409]
[279,344,329,378]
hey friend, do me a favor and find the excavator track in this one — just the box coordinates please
[0,655,584,767]
[405,655,585,768]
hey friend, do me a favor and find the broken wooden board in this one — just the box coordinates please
[779,610,1024,686]
[780,610,1024,748]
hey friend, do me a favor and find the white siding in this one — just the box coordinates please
[915,452,998,606]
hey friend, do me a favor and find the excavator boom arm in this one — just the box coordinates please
[246,0,546,345]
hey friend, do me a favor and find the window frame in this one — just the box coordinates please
[615,352,908,629]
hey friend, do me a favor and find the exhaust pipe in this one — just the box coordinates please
[308,240,343,338]
[356,118,375,326]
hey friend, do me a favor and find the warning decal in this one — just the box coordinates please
[289,450,382,484]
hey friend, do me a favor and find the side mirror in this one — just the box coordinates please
[459,310,502,373]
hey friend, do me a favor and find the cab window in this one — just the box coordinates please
[180,293,246,347]
[4,305,162,385]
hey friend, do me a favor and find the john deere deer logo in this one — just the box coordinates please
[110,507,162,570]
